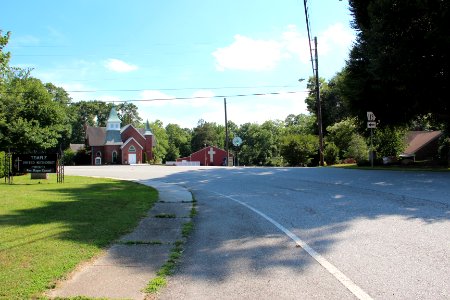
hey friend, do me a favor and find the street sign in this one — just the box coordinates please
[367,121,377,128]
[232,136,243,147]
[367,111,376,121]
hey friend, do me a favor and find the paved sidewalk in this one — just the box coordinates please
[48,180,193,300]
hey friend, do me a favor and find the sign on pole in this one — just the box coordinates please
[367,121,377,128]
[367,111,376,121]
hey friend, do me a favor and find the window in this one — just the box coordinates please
[96,151,102,157]
[129,145,136,152]
[112,151,117,163]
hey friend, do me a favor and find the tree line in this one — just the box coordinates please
[1,0,449,170]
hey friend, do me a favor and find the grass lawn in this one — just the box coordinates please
[0,174,158,299]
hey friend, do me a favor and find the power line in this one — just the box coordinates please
[303,0,316,76]
[66,85,301,93]
[89,90,308,103]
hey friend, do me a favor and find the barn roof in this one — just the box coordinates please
[403,131,443,155]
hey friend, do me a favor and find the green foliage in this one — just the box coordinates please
[165,123,192,160]
[191,119,224,152]
[0,30,10,78]
[346,0,450,128]
[0,175,157,299]
[326,118,359,158]
[280,134,318,166]
[116,102,142,127]
[324,142,340,165]
[373,126,407,157]
[0,76,71,152]
[284,113,316,135]
[63,148,76,165]
[237,121,284,166]
[150,120,169,164]
[305,71,350,131]
[347,134,369,162]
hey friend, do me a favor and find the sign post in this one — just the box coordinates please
[367,112,377,167]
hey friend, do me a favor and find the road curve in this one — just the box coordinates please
[65,166,450,299]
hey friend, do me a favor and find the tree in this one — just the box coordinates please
[116,102,142,127]
[149,120,168,164]
[305,70,350,133]
[284,113,316,135]
[346,0,450,129]
[0,75,71,152]
[326,118,359,159]
[280,134,318,166]
[191,119,223,152]
[373,126,407,157]
[165,123,192,160]
[0,30,10,80]
[347,134,369,162]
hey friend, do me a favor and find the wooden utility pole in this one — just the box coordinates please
[224,98,230,166]
[314,37,324,166]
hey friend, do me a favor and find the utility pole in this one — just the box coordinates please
[224,98,230,166]
[314,37,324,166]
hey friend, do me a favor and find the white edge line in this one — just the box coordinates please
[213,191,373,300]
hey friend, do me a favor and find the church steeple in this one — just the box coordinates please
[144,120,153,135]
[106,106,121,131]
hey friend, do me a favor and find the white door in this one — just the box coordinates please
[128,154,136,164]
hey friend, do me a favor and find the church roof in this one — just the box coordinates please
[86,126,106,146]
[107,106,121,123]
[144,120,153,135]
[105,130,123,145]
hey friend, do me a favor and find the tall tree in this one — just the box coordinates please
[165,123,192,160]
[150,120,169,164]
[191,119,224,152]
[305,70,350,133]
[346,0,450,128]
[0,75,70,152]
[116,102,142,127]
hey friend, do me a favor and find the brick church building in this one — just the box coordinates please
[85,107,155,165]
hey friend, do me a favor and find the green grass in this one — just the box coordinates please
[0,174,158,299]
[145,240,184,294]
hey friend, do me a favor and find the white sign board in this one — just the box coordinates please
[367,111,376,121]
[367,121,377,128]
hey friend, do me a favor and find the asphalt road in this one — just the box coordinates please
[65,165,450,299]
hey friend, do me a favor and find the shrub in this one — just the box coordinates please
[346,134,369,162]
[281,134,318,166]
[324,142,340,165]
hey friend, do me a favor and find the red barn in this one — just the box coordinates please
[177,146,232,166]
[85,107,155,165]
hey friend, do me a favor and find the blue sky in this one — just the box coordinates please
[3,0,355,128]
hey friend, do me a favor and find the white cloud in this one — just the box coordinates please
[139,90,176,107]
[212,35,283,71]
[212,23,355,72]
[104,58,138,73]
[319,23,355,56]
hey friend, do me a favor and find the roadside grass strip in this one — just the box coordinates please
[0,174,158,299]
[145,191,196,295]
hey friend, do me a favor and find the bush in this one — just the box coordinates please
[346,134,369,162]
[281,134,318,166]
[63,149,75,165]
[324,142,340,165]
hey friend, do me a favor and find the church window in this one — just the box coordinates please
[112,151,118,163]
[129,145,136,152]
